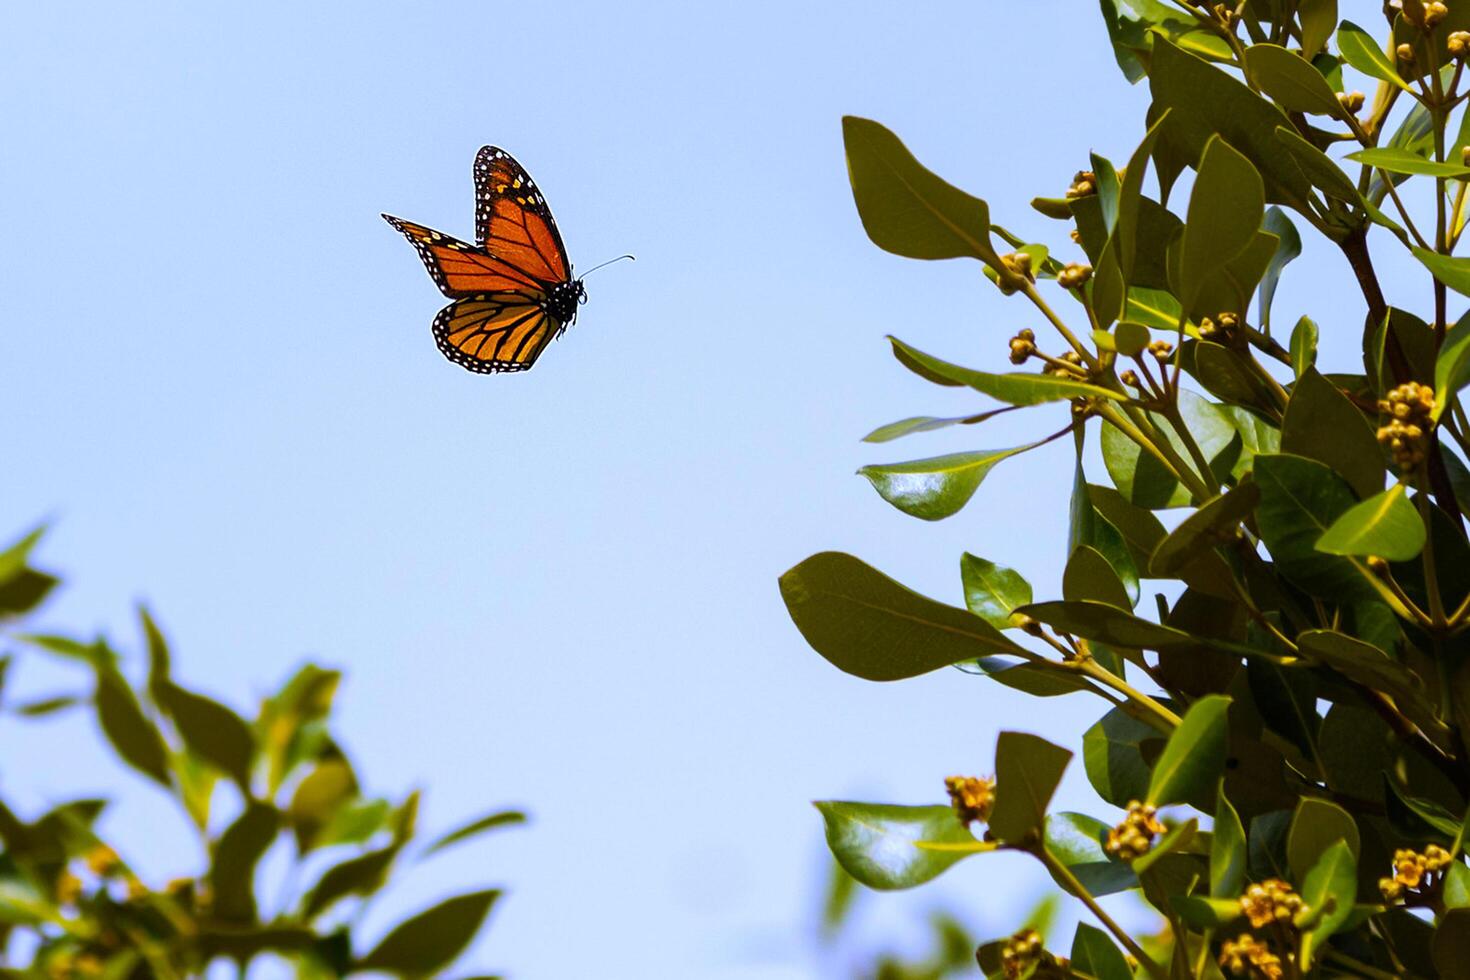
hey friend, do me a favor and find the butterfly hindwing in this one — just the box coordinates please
[382,215,545,297]
[432,293,561,374]
[473,146,571,284]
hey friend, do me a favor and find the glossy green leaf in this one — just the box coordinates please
[423,810,527,857]
[1338,20,1414,92]
[289,759,357,853]
[780,552,1024,681]
[1259,207,1300,332]
[357,889,500,975]
[1349,146,1470,178]
[1146,695,1230,806]
[1315,484,1425,561]
[1287,797,1360,884]
[94,667,171,788]
[960,553,1032,629]
[1149,481,1259,576]
[210,801,280,923]
[1434,311,1470,420]
[842,116,1010,276]
[1280,368,1383,501]
[861,411,1008,443]
[1245,44,1343,114]
[1297,840,1358,968]
[1253,454,1377,601]
[859,445,1036,521]
[1190,341,1278,413]
[815,802,984,890]
[1414,248,1470,297]
[1087,484,1167,570]
[156,682,255,790]
[1211,790,1246,897]
[1083,707,1163,807]
[1044,812,1138,897]
[1101,389,1240,508]
[990,732,1072,843]
[1178,137,1265,309]
[888,336,1121,404]
[1290,315,1318,377]
[1069,461,1141,608]
[1069,923,1132,980]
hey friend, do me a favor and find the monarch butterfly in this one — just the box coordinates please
[384,146,622,374]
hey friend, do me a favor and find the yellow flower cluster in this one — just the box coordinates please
[1377,381,1435,471]
[1451,30,1470,59]
[1337,91,1366,114]
[1198,312,1239,343]
[1009,329,1036,365]
[1147,339,1175,363]
[944,775,996,825]
[1240,879,1306,929]
[1218,934,1284,980]
[1058,263,1092,290]
[1105,800,1165,861]
[1379,844,1453,902]
[1065,171,1096,199]
[1423,1,1450,29]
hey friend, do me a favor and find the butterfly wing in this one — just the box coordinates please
[382,214,546,297]
[473,147,572,284]
[432,293,561,374]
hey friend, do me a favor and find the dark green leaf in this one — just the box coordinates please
[815,802,983,890]
[1177,137,1265,309]
[210,801,280,923]
[842,117,1010,276]
[1253,454,1377,601]
[990,732,1072,844]
[1286,797,1360,882]
[12,695,79,717]
[1146,695,1231,806]
[1149,482,1259,577]
[1299,0,1338,55]
[1245,44,1343,114]
[1083,707,1164,807]
[1259,207,1301,332]
[960,553,1032,629]
[1434,909,1470,978]
[1043,812,1137,897]
[303,846,397,919]
[1018,599,1254,658]
[780,552,1024,681]
[1069,923,1132,980]
[964,657,1093,697]
[1315,484,1425,561]
[94,667,171,788]
[1280,369,1383,501]
[156,682,255,790]
[357,889,500,976]
[422,810,528,857]
[1273,125,1361,205]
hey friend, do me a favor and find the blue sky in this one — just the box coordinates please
[0,1,1421,976]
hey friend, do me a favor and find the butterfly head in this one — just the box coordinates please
[545,279,585,326]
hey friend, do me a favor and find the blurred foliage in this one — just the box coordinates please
[785,2,1470,977]
[0,529,522,977]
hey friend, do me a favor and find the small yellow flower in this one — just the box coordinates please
[1338,91,1366,114]
[1219,934,1284,980]
[1057,263,1092,289]
[1105,800,1166,861]
[1240,879,1305,929]
[945,775,996,825]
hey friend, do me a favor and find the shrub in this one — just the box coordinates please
[782,4,1470,977]
[0,529,520,977]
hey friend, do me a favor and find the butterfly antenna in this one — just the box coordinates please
[578,254,636,279]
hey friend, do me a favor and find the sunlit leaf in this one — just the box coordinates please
[1147,695,1231,807]
[1315,484,1425,561]
[990,731,1072,843]
[815,802,985,890]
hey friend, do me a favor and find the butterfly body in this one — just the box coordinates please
[384,146,582,374]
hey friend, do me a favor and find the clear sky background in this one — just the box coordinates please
[0,2,1423,977]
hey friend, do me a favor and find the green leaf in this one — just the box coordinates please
[139,606,171,706]
[289,759,357,853]
[1434,311,1470,421]
[1300,0,1338,55]
[860,446,1037,521]
[1043,811,1138,896]
[1444,862,1470,909]
[780,552,1025,681]
[1069,923,1132,980]
[1146,695,1231,806]
[1084,707,1164,808]
[1259,207,1301,332]
[888,336,1122,404]
[960,553,1032,629]
[94,667,171,788]
[1414,248,1470,297]
[815,802,984,890]
[1113,112,1170,290]
[422,810,528,857]
[1287,797,1360,882]
[1178,137,1265,309]
[1280,368,1384,501]
[210,801,280,923]
[1297,630,1435,725]
[964,657,1093,697]
[1132,817,1197,873]
[1172,895,1245,928]
[1211,790,1247,897]
[842,116,1010,277]
[1348,146,1470,177]
[357,889,501,976]
[1062,546,1130,610]
[861,412,1007,443]
[1149,481,1260,577]
[1253,454,1377,601]
[317,798,393,848]
[1018,599,1252,658]
[990,732,1072,843]
[1338,20,1414,93]
[1290,316,1318,377]
[1273,125,1361,205]
[12,695,80,717]
[1245,44,1344,114]
[1315,484,1425,561]
[1434,909,1470,977]
[156,682,255,790]
[1297,840,1358,968]
[1101,389,1240,508]
[303,846,397,919]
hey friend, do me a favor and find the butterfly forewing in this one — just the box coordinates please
[432,294,560,374]
[473,147,571,283]
[382,215,544,297]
